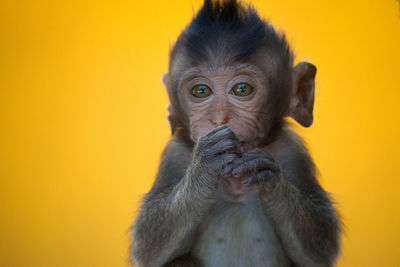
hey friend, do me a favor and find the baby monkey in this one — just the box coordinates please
[130,0,341,266]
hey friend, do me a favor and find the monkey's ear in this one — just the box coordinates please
[289,62,316,127]
[162,72,180,134]
[163,72,171,90]
[163,72,175,105]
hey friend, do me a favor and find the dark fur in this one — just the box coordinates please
[131,129,341,266]
[170,0,290,65]
[130,1,341,266]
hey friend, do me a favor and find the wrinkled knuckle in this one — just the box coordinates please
[205,148,216,157]
[223,139,235,148]
[221,153,236,163]
[249,148,262,154]
[258,148,270,157]
[197,146,211,159]
[198,137,209,148]
[225,128,235,137]
[258,147,269,154]
[259,158,270,166]
[235,156,245,165]
[217,125,228,133]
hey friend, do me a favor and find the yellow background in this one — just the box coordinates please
[1,0,399,266]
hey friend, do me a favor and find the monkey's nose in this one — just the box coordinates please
[210,115,229,126]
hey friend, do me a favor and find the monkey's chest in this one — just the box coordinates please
[192,200,290,267]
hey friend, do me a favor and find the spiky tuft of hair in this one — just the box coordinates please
[170,0,292,69]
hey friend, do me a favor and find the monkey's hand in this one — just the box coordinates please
[131,127,241,267]
[190,125,242,187]
[224,148,281,191]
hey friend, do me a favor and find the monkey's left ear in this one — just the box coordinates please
[163,72,180,134]
[289,62,316,127]
[163,72,175,102]
[162,72,171,90]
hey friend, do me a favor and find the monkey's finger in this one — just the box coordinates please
[208,138,242,156]
[198,126,237,149]
[228,148,278,172]
[246,148,275,161]
[207,126,240,145]
[242,170,276,186]
[223,154,256,174]
[203,125,229,139]
[232,158,279,178]
[216,153,238,168]
[223,162,234,175]
[198,126,229,151]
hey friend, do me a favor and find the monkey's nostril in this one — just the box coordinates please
[209,114,230,126]
[211,120,228,126]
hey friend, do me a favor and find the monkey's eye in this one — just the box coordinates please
[191,84,212,98]
[231,83,254,96]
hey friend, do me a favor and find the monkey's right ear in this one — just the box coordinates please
[289,62,316,127]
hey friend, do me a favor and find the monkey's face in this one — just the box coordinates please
[177,64,270,150]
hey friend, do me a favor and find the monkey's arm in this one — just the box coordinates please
[130,139,209,267]
[261,177,340,267]
[226,130,340,267]
[130,126,240,267]
[262,133,341,267]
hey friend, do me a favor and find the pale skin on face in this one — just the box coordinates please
[168,59,315,202]
[177,64,270,151]
[175,63,276,202]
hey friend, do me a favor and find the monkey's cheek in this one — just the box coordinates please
[227,123,256,142]
[190,122,214,143]
[190,128,205,143]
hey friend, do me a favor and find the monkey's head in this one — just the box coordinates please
[163,0,316,149]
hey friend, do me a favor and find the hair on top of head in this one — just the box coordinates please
[170,0,292,70]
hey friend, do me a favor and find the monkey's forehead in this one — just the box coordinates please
[169,50,280,90]
[177,64,264,81]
